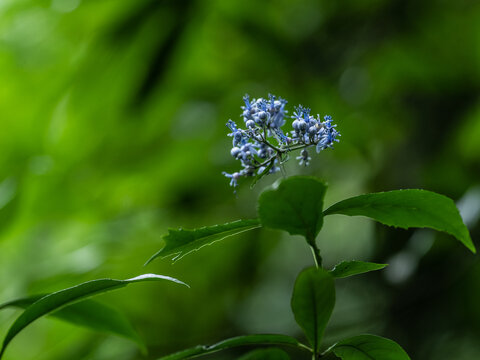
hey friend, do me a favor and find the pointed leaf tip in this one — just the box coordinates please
[324,189,475,253]
[291,267,335,354]
[145,219,261,265]
[329,261,387,278]
[0,273,186,359]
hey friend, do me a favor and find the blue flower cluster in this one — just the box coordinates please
[223,94,340,188]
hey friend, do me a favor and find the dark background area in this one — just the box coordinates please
[1,0,479,359]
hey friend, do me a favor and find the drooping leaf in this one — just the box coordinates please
[157,334,308,360]
[324,189,475,253]
[0,274,188,359]
[291,267,335,354]
[0,296,144,350]
[258,177,328,242]
[238,348,291,360]
[145,219,261,264]
[328,334,411,360]
[329,261,387,279]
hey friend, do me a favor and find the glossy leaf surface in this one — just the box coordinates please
[329,261,387,278]
[330,334,411,360]
[238,348,290,360]
[146,219,261,264]
[158,334,307,360]
[291,267,335,354]
[0,296,143,349]
[258,177,327,241]
[0,274,187,359]
[324,189,475,253]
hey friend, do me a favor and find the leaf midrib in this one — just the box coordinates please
[335,341,376,360]
[325,201,466,237]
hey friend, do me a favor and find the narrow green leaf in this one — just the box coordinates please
[238,348,291,360]
[0,274,188,359]
[145,219,261,264]
[157,334,309,360]
[329,334,411,360]
[258,177,328,241]
[0,296,144,351]
[291,267,335,354]
[324,189,475,253]
[329,261,387,279]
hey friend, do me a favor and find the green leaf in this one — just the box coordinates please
[324,189,475,253]
[157,334,309,360]
[0,274,188,359]
[0,296,144,351]
[329,261,387,279]
[238,348,291,360]
[291,267,335,354]
[145,219,261,264]
[329,334,411,360]
[258,177,328,242]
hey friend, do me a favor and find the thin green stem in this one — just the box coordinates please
[308,236,322,269]
[280,143,312,153]
[263,139,283,153]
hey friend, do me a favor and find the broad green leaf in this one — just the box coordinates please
[238,348,291,360]
[258,177,327,242]
[145,219,261,264]
[324,189,475,253]
[0,296,144,351]
[157,334,308,360]
[329,261,387,279]
[291,267,335,354]
[329,334,411,360]
[0,274,188,359]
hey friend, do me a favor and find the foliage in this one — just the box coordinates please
[0,275,187,359]
[0,297,144,351]
[329,261,387,279]
[157,335,305,360]
[329,335,411,360]
[291,267,335,354]
[1,2,479,358]
[145,219,261,264]
[258,177,327,242]
[139,176,470,359]
[324,190,475,253]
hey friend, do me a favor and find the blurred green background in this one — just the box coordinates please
[1,0,479,359]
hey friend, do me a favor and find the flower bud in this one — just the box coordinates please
[292,119,300,131]
[298,120,307,131]
[230,147,241,158]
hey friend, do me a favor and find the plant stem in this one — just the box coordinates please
[280,143,312,153]
[308,236,322,268]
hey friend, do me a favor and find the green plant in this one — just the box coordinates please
[145,176,475,359]
[0,95,475,359]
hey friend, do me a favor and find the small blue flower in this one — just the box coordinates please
[223,94,340,189]
[222,172,240,188]
[296,149,311,166]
